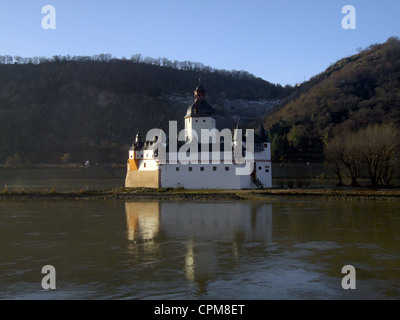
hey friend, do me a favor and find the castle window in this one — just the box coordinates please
[141,155,143,158]
[189,167,193,172]
[203,120,206,122]
[200,167,204,171]
[213,166,217,171]
[195,120,198,123]
[225,167,229,171]
[266,169,269,173]
[176,167,180,171]
[258,167,262,170]
[144,163,146,168]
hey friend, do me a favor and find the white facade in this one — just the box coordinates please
[185,117,216,143]
[160,163,249,189]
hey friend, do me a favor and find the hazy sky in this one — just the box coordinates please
[1,0,399,85]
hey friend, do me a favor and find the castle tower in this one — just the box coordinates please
[184,83,216,143]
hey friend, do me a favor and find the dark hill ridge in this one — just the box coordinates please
[0,56,291,164]
[265,37,400,162]
[1,37,399,166]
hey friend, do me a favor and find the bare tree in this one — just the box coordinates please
[339,131,362,187]
[130,54,142,63]
[359,123,400,187]
[325,129,362,187]
[4,55,13,64]
[161,57,170,67]
[324,135,345,186]
[325,123,400,188]
[13,56,24,64]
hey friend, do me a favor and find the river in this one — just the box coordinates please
[0,198,399,300]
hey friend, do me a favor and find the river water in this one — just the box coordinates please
[0,197,399,300]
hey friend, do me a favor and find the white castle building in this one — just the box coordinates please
[125,84,272,189]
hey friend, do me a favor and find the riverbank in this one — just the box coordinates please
[1,187,400,201]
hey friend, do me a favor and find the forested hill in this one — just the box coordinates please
[3,37,399,166]
[265,37,400,162]
[0,55,292,165]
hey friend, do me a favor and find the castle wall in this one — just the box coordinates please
[126,147,272,190]
[125,166,160,188]
[160,163,252,189]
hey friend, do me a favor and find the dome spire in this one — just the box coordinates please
[194,80,206,101]
[185,81,215,119]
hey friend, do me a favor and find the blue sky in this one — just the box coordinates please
[0,0,399,85]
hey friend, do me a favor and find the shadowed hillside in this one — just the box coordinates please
[2,37,399,167]
[0,55,292,165]
[265,37,400,162]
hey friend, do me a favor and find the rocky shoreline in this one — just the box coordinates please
[1,187,400,201]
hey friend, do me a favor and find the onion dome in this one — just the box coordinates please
[185,83,215,118]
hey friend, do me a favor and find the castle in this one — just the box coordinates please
[125,84,272,189]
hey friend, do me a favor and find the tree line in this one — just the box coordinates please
[0,53,271,83]
[324,123,400,188]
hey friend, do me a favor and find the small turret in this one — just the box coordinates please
[135,131,141,143]
[258,124,269,142]
[133,131,144,150]
[233,122,243,144]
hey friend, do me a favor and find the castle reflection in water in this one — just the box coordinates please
[125,201,272,293]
